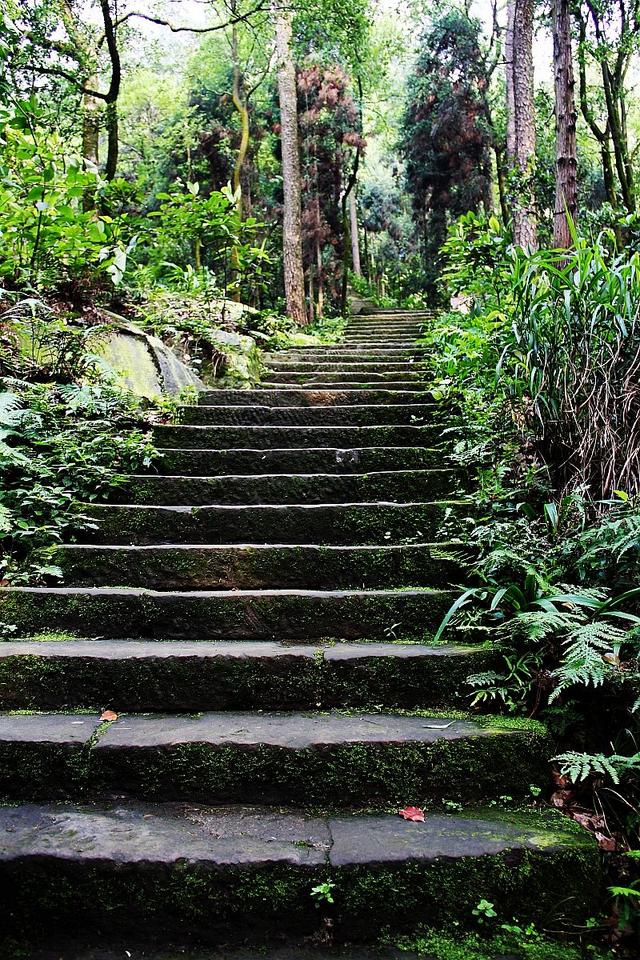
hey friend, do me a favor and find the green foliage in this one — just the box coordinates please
[0,104,129,291]
[134,181,272,303]
[0,381,156,583]
[396,926,610,960]
[400,12,493,263]
[438,213,640,500]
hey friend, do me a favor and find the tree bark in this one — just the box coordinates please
[349,189,362,277]
[505,1,516,159]
[552,0,578,247]
[274,6,307,325]
[506,0,537,250]
[100,0,121,181]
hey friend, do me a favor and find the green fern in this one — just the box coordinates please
[555,750,640,785]
[0,391,24,426]
[0,503,13,534]
[551,621,626,699]
[502,608,583,643]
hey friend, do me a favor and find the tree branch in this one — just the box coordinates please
[108,2,270,37]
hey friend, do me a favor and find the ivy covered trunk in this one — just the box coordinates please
[553,0,578,248]
[274,6,307,325]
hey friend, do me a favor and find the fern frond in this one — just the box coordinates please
[508,609,583,642]
[554,751,622,784]
[0,504,13,534]
[555,750,640,785]
[551,621,626,699]
[0,392,23,428]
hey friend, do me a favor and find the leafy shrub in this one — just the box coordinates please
[439,213,640,500]
[0,102,129,290]
[132,181,272,304]
[0,382,156,583]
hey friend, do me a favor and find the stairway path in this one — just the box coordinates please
[0,309,599,950]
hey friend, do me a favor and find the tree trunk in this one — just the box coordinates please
[505,2,516,159]
[274,6,307,325]
[105,102,118,181]
[552,0,578,247]
[349,189,362,277]
[494,144,510,225]
[506,0,537,250]
[231,26,250,216]
[81,74,100,210]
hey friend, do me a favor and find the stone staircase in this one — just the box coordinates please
[0,310,599,953]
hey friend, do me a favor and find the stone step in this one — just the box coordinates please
[179,404,436,426]
[0,711,551,804]
[266,350,428,361]
[154,424,439,449]
[157,446,445,475]
[79,500,467,545]
[119,470,462,506]
[260,371,425,384]
[346,323,423,330]
[0,802,598,939]
[0,640,489,711]
[197,389,432,406]
[339,340,421,347]
[0,586,456,641]
[53,542,468,589]
[0,938,423,960]
[261,380,427,391]
[264,362,420,373]
[345,324,424,331]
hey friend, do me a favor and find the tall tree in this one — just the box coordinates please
[552,0,578,247]
[401,12,493,262]
[505,0,537,250]
[274,5,307,324]
[574,0,639,214]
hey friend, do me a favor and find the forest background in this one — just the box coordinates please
[2,0,640,946]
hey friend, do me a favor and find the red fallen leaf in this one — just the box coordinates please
[572,812,595,829]
[100,709,118,722]
[398,806,425,822]
[551,791,570,808]
[595,832,617,852]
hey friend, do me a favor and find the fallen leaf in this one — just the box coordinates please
[399,806,425,822]
[595,832,617,852]
[572,812,594,829]
[100,709,118,722]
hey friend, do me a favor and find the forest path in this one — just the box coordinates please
[0,310,598,952]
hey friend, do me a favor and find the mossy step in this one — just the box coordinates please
[120,470,463,506]
[79,500,469,546]
[0,711,550,804]
[157,447,446,476]
[197,389,433,406]
[343,328,424,335]
[154,424,440,450]
[266,350,428,361]
[261,372,425,384]
[0,802,599,939]
[179,403,437,426]
[345,324,424,331]
[0,586,456,641]
[53,542,468,589]
[263,362,421,373]
[262,381,427,391]
[0,938,424,960]
[338,341,422,349]
[0,640,491,711]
